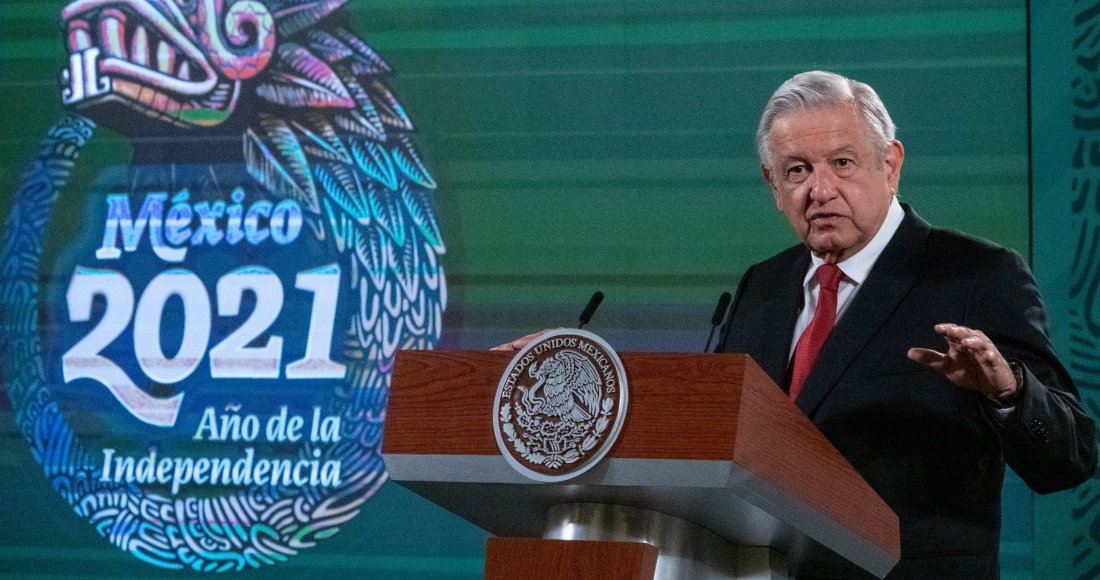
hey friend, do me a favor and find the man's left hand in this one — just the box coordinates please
[907,323,1018,400]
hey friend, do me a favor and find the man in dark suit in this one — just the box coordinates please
[717,70,1097,579]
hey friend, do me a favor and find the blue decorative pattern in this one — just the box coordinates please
[2,0,445,570]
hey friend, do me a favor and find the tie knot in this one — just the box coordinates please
[817,263,843,291]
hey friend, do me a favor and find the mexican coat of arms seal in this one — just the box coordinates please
[493,329,628,482]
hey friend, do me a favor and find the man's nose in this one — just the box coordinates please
[807,167,837,202]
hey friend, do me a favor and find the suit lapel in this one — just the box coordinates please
[794,207,932,417]
[757,251,811,389]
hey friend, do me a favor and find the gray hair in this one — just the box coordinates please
[756,71,896,170]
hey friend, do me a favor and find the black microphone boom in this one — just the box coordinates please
[703,291,732,352]
[578,291,604,329]
[711,291,732,326]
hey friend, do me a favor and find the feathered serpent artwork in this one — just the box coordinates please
[1,0,445,571]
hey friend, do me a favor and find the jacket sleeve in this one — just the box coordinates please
[969,248,1097,494]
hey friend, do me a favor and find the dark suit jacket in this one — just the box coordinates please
[717,206,1097,580]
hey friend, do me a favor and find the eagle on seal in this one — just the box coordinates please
[522,351,602,423]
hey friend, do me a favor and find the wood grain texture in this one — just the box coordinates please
[384,350,742,459]
[484,538,657,580]
[385,350,510,455]
[733,360,900,559]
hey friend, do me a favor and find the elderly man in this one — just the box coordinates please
[715,71,1096,579]
[492,71,1097,578]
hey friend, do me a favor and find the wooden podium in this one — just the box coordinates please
[382,351,899,580]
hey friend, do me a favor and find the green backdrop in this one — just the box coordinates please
[0,0,1058,578]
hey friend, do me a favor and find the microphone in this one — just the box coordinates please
[703,291,732,353]
[578,291,604,329]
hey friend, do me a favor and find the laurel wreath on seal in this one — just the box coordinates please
[500,398,614,469]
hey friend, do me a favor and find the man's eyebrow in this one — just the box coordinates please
[778,154,809,165]
[827,145,859,157]
[778,146,859,166]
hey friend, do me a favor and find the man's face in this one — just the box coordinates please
[763,104,904,264]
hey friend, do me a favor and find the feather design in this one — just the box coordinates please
[257,115,321,212]
[401,186,443,252]
[243,0,444,389]
[350,138,398,191]
[365,79,414,131]
[334,68,386,141]
[392,135,437,190]
[257,43,355,108]
[332,27,391,74]
[243,128,314,207]
[314,163,368,223]
[305,29,355,64]
[257,74,351,108]
[271,0,350,38]
[334,110,385,142]
[293,115,353,164]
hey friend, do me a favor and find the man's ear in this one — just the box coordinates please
[884,140,905,191]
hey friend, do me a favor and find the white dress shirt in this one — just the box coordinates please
[789,197,905,358]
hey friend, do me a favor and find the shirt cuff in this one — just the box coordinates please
[988,404,1018,423]
[983,359,1026,424]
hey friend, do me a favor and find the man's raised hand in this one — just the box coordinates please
[908,323,1018,400]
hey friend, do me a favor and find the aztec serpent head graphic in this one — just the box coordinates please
[57,0,444,358]
[0,0,444,571]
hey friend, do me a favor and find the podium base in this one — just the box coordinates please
[542,503,791,580]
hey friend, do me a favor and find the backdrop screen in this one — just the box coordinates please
[0,1,1034,578]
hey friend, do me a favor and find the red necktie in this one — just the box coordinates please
[789,263,843,401]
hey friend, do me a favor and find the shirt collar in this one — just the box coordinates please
[803,197,905,287]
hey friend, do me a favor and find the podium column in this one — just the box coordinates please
[540,503,790,580]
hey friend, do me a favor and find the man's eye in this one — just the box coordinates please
[784,165,809,183]
[835,158,853,168]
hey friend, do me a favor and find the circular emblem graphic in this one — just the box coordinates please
[493,329,628,482]
[0,0,444,572]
